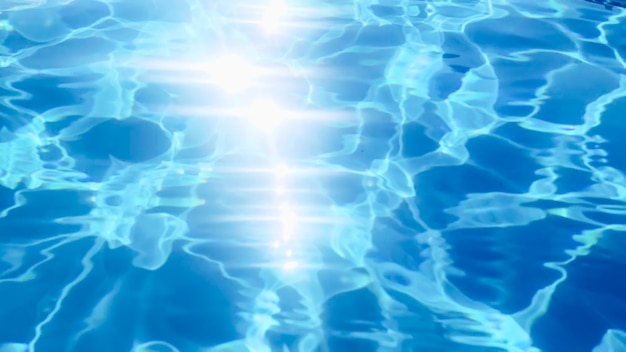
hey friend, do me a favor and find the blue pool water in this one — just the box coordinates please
[1,0,626,351]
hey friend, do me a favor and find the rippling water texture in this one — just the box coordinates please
[1,0,626,351]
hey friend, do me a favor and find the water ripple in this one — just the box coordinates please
[0,0,625,351]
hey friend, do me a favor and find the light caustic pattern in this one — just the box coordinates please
[1,0,626,351]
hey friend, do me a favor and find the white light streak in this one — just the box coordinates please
[235,99,292,132]
[262,0,289,34]
[208,55,259,93]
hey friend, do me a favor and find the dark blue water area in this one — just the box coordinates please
[1,1,626,352]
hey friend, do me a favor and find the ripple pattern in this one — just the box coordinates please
[0,1,626,352]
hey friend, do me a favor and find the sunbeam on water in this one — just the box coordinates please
[0,0,626,351]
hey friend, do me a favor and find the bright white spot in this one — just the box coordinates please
[262,0,288,34]
[244,99,289,131]
[283,260,298,270]
[274,164,290,178]
[208,55,258,93]
[282,211,297,239]
[285,249,292,257]
[272,241,280,248]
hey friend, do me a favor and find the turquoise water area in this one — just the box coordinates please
[1,0,626,351]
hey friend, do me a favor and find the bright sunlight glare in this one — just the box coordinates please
[262,0,289,34]
[208,54,259,94]
[241,99,290,131]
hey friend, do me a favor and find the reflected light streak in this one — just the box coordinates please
[273,164,290,178]
[283,260,299,271]
[262,0,289,34]
[208,54,259,93]
[239,99,291,131]
[282,210,297,234]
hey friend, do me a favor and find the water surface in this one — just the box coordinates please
[0,0,626,351]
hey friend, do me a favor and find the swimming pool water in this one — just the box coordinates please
[0,0,625,351]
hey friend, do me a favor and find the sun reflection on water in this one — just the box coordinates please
[207,54,260,94]
[261,0,289,34]
[193,0,321,276]
[3,0,625,350]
